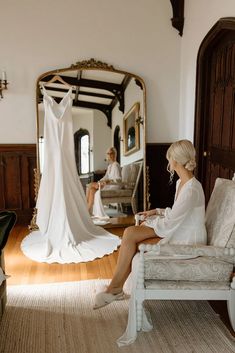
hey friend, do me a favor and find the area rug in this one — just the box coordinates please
[0,280,234,353]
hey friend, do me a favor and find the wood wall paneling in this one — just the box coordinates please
[0,145,36,224]
[146,143,176,209]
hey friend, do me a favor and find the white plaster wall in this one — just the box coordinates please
[112,105,123,142]
[122,78,144,166]
[179,0,235,141]
[92,110,111,171]
[72,108,94,171]
[72,109,93,135]
[111,78,144,166]
[0,0,180,144]
[72,108,111,172]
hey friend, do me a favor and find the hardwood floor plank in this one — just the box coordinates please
[4,225,124,285]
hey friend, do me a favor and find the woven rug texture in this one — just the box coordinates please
[0,280,234,353]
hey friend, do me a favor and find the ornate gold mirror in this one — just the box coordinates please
[35,59,146,222]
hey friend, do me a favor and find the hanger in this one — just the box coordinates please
[41,74,73,88]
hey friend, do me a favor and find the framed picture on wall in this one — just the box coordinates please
[123,102,140,156]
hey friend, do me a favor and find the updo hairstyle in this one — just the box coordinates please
[166,140,197,171]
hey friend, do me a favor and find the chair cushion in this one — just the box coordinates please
[101,189,132,198]
[144,280,230,290]
[144,256,233,282]
[205,178,235,247]
[226,225,235,248]
[0,267,6,286]
[121,163,141,188]
[154,244,235,263]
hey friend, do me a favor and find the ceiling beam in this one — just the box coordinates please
[39,73,132,126]
[41,75,124,112]
[40,86,114,100]
[51,96,112,128]
[110,74,132,113]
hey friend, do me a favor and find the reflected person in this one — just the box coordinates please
[86,147,122,215]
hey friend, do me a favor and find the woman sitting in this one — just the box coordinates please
[86,147,122,215]
[94,139,207,308]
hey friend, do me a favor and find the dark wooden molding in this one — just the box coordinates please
[170,0,184,36]
[135,79,143,90]
[146,143,177,209]
[110,74,132,113]
[43,86,114,100]
[0,144,36,152]
[39,73,132,126]
[40,74,131,113]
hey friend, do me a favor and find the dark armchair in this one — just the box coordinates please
[0,211,17,319]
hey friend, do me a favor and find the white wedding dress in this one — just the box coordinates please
[21,87,121,264]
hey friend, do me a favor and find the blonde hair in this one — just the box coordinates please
[166,140,196,182]
[107,147,117,159]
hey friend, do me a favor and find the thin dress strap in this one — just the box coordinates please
[42,86,73,104]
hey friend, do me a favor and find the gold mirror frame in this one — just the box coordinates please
[31,59,147,230]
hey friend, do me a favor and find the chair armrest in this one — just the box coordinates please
[138,243,235,264]
[120,182,134,189]
[231,273,235,289]
[107,180,121,185]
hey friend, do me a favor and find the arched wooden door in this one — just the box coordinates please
[194,18,235,202]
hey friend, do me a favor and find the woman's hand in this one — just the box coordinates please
[138,209,156,220]
[99,181,106,188]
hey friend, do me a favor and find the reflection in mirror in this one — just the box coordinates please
[123,102,140,156]
[36,59,146,224]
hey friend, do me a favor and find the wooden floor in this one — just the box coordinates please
[3,223,235,337]
[4,224,127,285]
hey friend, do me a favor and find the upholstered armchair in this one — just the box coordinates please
[119,177,235,345]
[101,160,143,214]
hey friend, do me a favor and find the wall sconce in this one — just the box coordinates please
[135,116,144,125]
[0,71,9,99]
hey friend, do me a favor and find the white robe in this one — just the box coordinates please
[92,161,122,219]
[117,177,207,346]
[144,177,207,245]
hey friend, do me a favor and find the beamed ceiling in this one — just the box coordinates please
[39,70,134,127]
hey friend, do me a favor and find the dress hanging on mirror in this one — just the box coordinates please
[21,87,120,264]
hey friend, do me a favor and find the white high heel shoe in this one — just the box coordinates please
[93,290,125,309]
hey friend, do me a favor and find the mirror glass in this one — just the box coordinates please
[36,59,146,220]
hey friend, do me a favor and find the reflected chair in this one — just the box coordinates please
[129,177,235,341]
[101,160,143,214]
